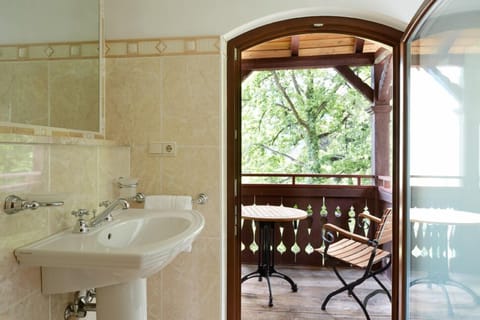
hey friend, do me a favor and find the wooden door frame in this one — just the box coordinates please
[226,16,403,320]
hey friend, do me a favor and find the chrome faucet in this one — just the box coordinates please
[89,198,130,228]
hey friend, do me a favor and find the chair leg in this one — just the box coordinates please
[321,266,349,310]
[322,286,372,320]
[321,267,370,312]
[372,274,392,300]
[363,288,390,309]
[351,290,372,320]
[363,262,392,308]
[322,266,380,320]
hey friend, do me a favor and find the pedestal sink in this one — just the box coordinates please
[14,208,204,320]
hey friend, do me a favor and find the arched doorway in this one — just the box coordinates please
[226,16,403,320]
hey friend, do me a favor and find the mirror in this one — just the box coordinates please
[0,0,101,132]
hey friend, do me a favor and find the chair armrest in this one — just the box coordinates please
[358,211,382,224]
[323,223,369,243]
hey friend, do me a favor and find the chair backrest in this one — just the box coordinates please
[374,208,393,245]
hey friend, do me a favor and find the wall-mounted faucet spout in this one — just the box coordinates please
[89,198,129,228]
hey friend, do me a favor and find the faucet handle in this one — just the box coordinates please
[71,209,90,233]
[71,209,90,218]
[99,200,111,208]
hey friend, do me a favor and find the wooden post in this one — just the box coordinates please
[370,104,392,177]
[371,51,393,178]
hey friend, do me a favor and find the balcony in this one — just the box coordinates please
[240,173,392,267]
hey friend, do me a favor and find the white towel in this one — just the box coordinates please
[144,195,192,210]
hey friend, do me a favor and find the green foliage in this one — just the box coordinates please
[242,67,372,176]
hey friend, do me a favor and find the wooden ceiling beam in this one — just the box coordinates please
[354,38,365,53]
[335,65,374,102]
[241,53,375,73]
[241,69,253,82]
[410,54,465,66]
[290,36,300,57]
[374,51,393,103]
[374,48,391,64]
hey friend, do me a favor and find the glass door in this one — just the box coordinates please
[404,0,480,318]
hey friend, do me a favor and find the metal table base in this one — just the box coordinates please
[241,221,298,307]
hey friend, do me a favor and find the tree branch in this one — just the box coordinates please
[256,143,303,164]
[270,127,286,144]
[272,71,309,130]
[316,113,351,140]
[312,101,328,121]
[290,71,305,104]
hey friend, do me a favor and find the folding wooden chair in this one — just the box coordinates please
[316,208,392,320]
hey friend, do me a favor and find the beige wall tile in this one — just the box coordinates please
[130,144,164,195]
[0,290,49,320]
[0,142,130,319]
[0,262,42,313]
[105,52,222,320]
[49,145,99,233]
[161,55,220,146]
[0,63,14,122]
[0,142,50,316]
[160,238,221,320]
[0,144,49,200]
[49,59,99,131]
[1,40,222,320]
[106,58,163,145]
[2,58,99,131]
[161,145,220,238]
[98,146,131,201]
[12,62,49,126]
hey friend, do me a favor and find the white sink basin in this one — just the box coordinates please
[14,208,204,294]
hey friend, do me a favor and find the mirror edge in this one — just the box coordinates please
[98,0,105,136]
[0,0,106,143]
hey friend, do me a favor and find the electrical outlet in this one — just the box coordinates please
[148,142,176,156]
[162,142,176,156]
[148,142,163,154]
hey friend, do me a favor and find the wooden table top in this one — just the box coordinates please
[410,208,480,225]
[242,205,308,222]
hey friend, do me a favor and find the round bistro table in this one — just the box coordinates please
[410,208,480,316]
[241,205,308,307]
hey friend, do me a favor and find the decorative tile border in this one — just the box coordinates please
[0,36,220,61]
[105,36,220,58]
[0,36,220,142]
[0,41,99,62]
[0,124,107,143]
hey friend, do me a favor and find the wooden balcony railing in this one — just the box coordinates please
[241,173,392,267]
[242,173,376,186]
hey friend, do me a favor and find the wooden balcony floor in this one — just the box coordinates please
[241,265,391,320]
[242,265,480,319]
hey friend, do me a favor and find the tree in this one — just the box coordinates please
[242,67,372,178]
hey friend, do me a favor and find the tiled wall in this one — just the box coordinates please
[105,36,222,319]
[0,138,130,319]
[0,39,100,132]
[0,35,220,320]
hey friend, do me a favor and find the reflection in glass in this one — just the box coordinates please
[0,0,100,132]
[407,0,480,318]
[0,144,44,193]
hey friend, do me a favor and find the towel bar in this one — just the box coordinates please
[193,193,208,205]
[4,194,64,214]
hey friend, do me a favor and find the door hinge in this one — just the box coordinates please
[234,178,238,197]
[234,205,238,237]
[234,47,238,61]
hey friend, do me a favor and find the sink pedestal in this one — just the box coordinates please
[96,278,147,320]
